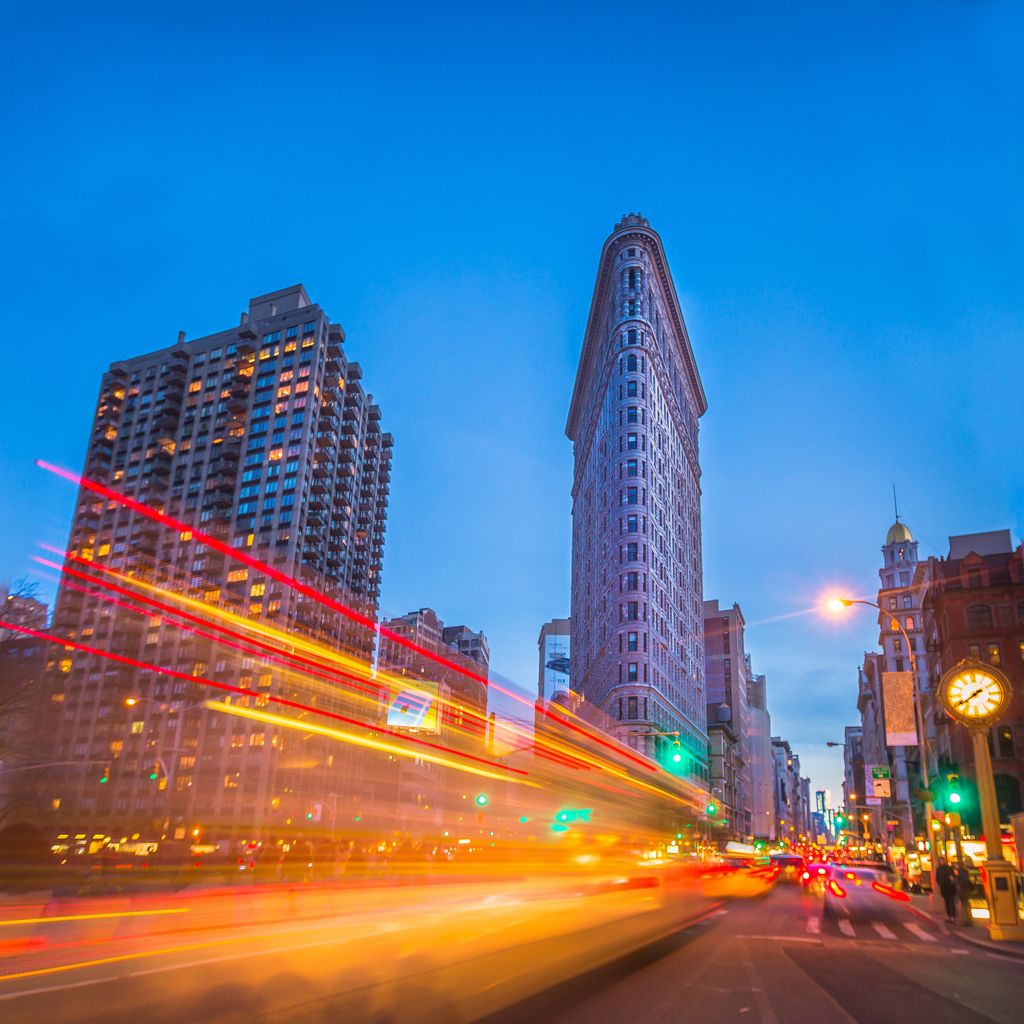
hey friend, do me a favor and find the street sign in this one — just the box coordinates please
[872,778,891,798]
[871,766,891,780]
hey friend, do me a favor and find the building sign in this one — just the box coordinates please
[386,682,440,733]
[882,672,917,746]
[543,633,570,699]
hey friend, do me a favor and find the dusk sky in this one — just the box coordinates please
[2,1,1021,799]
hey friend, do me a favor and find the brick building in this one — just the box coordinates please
[919,530,1024,829]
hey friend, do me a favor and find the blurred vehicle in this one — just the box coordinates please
[823,862,910,908]
[697,857,777,899]
[769,852,804,882]
[800,862,829,893]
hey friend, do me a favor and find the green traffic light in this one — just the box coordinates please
[948,792,961,804]
[475,794,489,807]
[99,775,108,784]
[706,802,717,816]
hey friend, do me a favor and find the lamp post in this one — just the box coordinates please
[936,661,1024,940]
[827,597,937,893]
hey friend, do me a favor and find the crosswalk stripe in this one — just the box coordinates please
[871,922,897,940]
[903,922,938,943]
[837,919,856,937]
[806,916,820,935]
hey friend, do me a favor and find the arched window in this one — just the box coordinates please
[966,604,993,630]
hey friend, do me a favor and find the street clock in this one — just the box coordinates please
[939,661,1011,728]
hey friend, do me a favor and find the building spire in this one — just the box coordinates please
[893,483,900,523]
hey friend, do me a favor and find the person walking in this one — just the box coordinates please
[935,857,958,922]
[955,860,974,928]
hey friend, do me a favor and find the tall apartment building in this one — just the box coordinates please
[567,214,708,782]
[47,284,392,839]
[703,599,752,835]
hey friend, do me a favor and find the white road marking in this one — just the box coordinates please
[950,948,969,955]
[903,922,938,943]
[738,935,821,944]
[871,922,897,940]
[837,918,856,937]
[806,916,820,935]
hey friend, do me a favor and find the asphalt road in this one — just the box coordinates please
[0,877,1020,1022]
[485,881,1024,1024]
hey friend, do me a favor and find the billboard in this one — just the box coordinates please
[882,672,917,746]
[386,681,440,733]
[543,633,570,699]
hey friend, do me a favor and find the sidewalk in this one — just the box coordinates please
[908,893,1024,960]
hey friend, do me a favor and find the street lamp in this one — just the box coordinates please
[827,596,937,889]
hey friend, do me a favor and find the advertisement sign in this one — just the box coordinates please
[882,671,917,746]
[543,633,570,699]
[386,681,440,733]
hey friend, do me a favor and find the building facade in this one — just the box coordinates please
[567,214,708,783]
[746,665,775,841]
[842,725,865,816]
[703,600,752,836]
[918,530,1024,831]
[46,285,392,839]
[376,608,490,834]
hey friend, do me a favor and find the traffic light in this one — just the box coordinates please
[834,813,845,828]
[671,740,682,764]
[475,793,489,807]
[675,832,683,840]
[706,802,718,816]
[946,773,962,805]
[149,763,159,781]
[99,770,109,784]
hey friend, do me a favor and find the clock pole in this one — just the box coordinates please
[967,727,1024,940]
[939,661,1024,941]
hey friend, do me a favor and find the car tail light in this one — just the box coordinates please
[802,871,810,880]
[871,882,911,902]
[828,879,846,898]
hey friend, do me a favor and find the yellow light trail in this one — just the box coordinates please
[38,550,705,811]
[0,908,188,927]
[206,700,534,786]
[0,929,280,984]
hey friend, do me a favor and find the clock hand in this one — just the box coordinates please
[953,687,985,709]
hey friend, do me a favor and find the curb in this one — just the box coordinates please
[907,901,1024,961]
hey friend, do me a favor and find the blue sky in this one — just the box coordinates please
[2,1,1022,800]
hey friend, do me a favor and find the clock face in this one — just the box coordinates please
[944,669,1005,722]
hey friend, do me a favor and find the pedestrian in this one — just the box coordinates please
[955,860,974,928]
[935,857,957,922]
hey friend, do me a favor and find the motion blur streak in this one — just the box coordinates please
[32,547,686,798]
[0,620,528,779]
[0,909,188,927]
[205,701,527,784]
[39,460,658,774]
